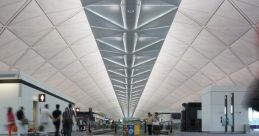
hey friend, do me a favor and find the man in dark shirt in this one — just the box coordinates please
[52,104,62,136]
[16,107,26,136]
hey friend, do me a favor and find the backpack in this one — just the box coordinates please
[16,110,23,120]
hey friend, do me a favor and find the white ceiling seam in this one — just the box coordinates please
[0,0,31,27]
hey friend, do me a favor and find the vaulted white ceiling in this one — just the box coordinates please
[134,0,259,117]
[0,0,258,119]
[0,0,123,118]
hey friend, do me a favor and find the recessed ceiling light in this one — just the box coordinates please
[127,9,135,13]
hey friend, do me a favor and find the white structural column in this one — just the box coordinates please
[202,85,248,133]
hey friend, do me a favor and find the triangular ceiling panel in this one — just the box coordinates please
[233,0,259,24]
[33,30,67,59]
[8,0,53,45]
[37,0,83,25]
[0,0,27,24]
[207,0,250,45]
[0,29,28,60]
[14,50,45,74]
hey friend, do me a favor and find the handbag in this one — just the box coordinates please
[11,124,17,132]
[21,118,29,125]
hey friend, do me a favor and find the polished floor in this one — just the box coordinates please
[84,131,259,136]
[1,131,259,136]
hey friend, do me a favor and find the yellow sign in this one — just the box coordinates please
[134,124,141,136]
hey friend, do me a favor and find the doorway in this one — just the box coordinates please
[33,101,38,128]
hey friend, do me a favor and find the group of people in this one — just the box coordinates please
[6,107,28,136]
[145,112,160,135]
[6,103,76,136]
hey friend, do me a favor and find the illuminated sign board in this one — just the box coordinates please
[38,94,46,102]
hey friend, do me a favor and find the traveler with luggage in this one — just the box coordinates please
[16,107,28,136]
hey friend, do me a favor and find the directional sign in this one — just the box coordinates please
[38,94,46,102]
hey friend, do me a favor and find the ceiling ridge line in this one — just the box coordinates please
[187,47,225,84]
[69,33,92,46]
[0,0,32,36]
[44,72,68,88]
[228,0,254,26]
[24,28,54,47]
[44,7,83,15]
[203,0,226,27]
[0,0,25,8]
[175,10,204,27]
[54,8,84,27]
[236,0,259,7]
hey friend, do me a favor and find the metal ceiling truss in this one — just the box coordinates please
[82,0,180,117]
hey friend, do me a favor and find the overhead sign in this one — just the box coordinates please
[38,94,46,102]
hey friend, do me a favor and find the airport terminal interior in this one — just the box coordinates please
[0,0,259,135]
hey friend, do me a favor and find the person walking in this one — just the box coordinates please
[152,112,160,135]
[16,107,28,136]
[52,104,62,136]
[40,104,53,136]
[62,104,75,136]
[146,112,153,135]
[7,107,16,136]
